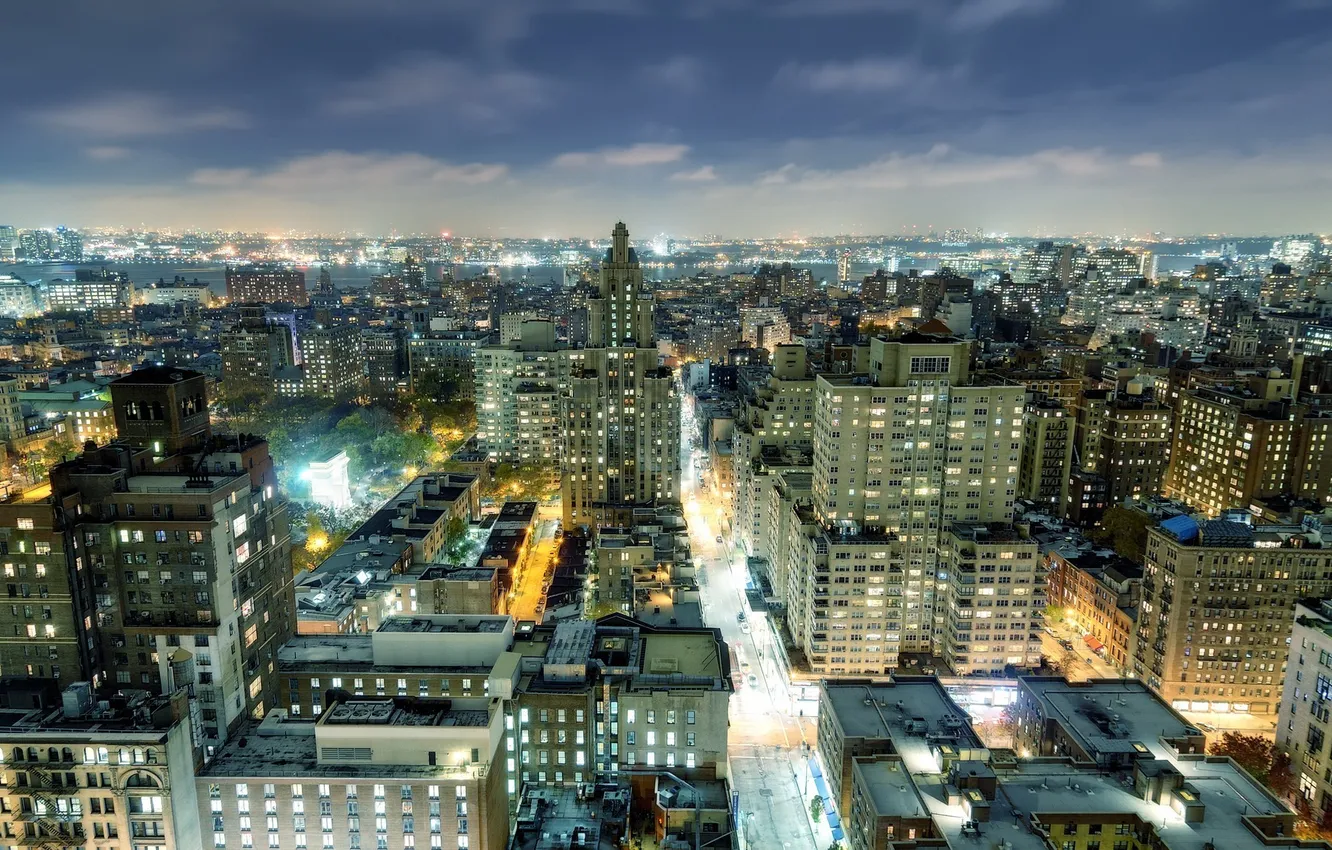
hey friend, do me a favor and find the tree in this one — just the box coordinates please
[1043,604,1067,625]
[1209,732,1275,783]
[998,702,1021,738]
[490,463,559,502]
[1089,506,1152,563]
[1268,749,1294,797]
[292,508,348,574]
[41,438,78,468]
[444,514,470,562]
[809,795,823,822]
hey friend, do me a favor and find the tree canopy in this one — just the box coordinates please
[1089,506,1152,563]
[1209,732,1276,784]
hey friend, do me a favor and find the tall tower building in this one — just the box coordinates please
[0,225,17,261]
[0,368,293,761]
[562,223,680,527]
[789,332,1025,672]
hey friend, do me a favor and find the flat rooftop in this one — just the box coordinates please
[826,679,981,774]
[922,759,1289,850]
[1022,678,1194,759]
[321,699,488,728]
[855,759,928,819]
[376,616,509,634]
[201,719,476,779]
[124,473,246,495]
[279,635,374,666]
[638,633,722,680]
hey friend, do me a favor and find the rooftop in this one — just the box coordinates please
[1021,678,1195,760]
[110,366,203,386]
[856,758,930,819]
[321,699,488,728]
[376,615,510,634]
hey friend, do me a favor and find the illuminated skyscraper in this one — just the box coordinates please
[0,226,16,261]
[561,222,680,527]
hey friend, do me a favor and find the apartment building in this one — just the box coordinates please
[277,613,731,825]
[200,698,508,850]
[1137,514,1332,718]
[362,327,408,401]
[407,330,489,401]
[0,368,294,759]
[514,617,730,788]
[817,679,980,822]
[46,277,133,311]
[225,265,307,306]
[800,332,1025,663]
[730,343,815,558]
[279,321,365,400]
[939,523,1043,675]
[1278,600,1332,823]
[476,320,566,464]
[1018,397,1073,511]
[1163,374,1320,517]
[220,307,296,388]
[1045,547,1142,675]
[0,685,202,850]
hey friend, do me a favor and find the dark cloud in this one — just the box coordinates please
[1,0,1330,234]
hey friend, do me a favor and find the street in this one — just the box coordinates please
[507,517,558,621]
[1039,620,1120,681]
[681,395,831,850]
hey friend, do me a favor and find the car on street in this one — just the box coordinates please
[747,674,758,686]
[716,535,723,543]
[740,622,751,634]
[737,612,746,621]
[1059,639,1075,650]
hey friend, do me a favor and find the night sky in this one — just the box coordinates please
[4,0,1331,236]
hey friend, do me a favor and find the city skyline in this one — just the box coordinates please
[5,1,1332,235]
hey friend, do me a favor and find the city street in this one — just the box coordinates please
[681,397,831,850]
[507,518,558,621]
[1039,620,1120,681]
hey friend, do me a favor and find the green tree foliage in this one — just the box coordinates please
[490,463,559,502]
[1089,506,1151,563]
[810,796,823,822]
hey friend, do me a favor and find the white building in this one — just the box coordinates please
[0,273,43,317]
[476,320,566,464]
[786,332,1025,674]
[305,450,352,510]
[939,522,1043,674]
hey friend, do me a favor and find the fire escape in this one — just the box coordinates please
[7,760,85,849]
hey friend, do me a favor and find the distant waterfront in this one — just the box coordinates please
[6,250,1215,296]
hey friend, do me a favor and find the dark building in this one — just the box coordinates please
[1065,469,1108,527]
[364,327,408,400]
[0,371,294,762]
[110,367,210,456]
[225,264,308,306]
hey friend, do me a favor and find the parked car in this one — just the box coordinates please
[716,535,723,544]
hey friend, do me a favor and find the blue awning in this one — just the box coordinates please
[808,757,845,841]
